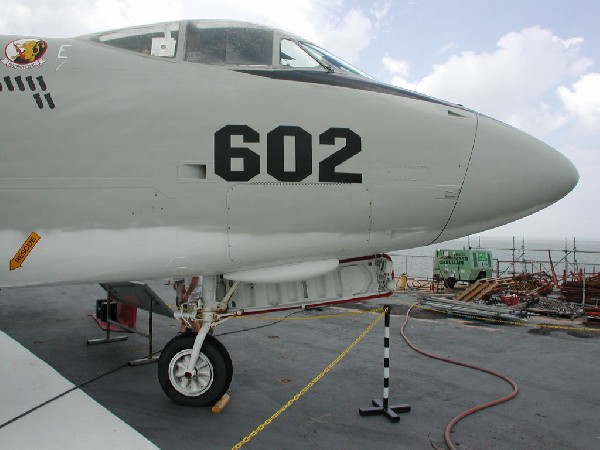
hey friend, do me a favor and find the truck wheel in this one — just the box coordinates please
[158,333,232,406]
[444,277,456,289]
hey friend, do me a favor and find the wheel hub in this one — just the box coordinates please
[169,349,214,397]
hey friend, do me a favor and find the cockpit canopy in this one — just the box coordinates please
[83,19,371,78]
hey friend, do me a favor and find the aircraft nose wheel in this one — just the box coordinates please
[158,333,232,406]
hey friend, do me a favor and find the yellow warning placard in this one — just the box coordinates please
[10,232,41,271]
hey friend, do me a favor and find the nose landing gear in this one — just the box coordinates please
[158,275,235,406]
[156,256,395,406]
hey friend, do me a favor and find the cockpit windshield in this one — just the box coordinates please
[185,22,273,66]
[280,39,322,69]
[299,41,372,79]
[92,22,179,57]
[84,20,372,79]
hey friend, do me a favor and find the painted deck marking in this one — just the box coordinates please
[9,232,41,271]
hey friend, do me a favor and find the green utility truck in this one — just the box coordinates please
[433,249,493,288]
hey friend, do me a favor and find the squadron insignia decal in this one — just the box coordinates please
[2,39,48,69]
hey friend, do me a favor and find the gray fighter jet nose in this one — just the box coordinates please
[434,114,579,242]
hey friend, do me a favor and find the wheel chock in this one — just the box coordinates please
[211,390,232,414]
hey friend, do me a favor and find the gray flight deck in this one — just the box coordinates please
[1,281,599,449]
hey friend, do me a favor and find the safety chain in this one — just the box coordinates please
[231,307,388,450]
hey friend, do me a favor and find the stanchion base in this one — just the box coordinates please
[359,399,411,423]
[87,336,128,345]
[129,355,159,366]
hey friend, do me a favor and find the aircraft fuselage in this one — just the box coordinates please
[0,21,578,287]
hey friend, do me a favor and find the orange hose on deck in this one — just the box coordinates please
[400,304,519,450]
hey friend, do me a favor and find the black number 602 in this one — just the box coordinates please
[214,125,362,183]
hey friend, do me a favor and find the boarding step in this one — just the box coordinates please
[100,282,175,317]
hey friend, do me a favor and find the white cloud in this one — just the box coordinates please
[382,54,409,77]
[504,102,569,135]
[0,0,185,36]
[318,8,372,63]
[370,2,391,22]
[558,73,600,128]
[370,2,391,31]
[388,27,592,134]
[82,0,184,32]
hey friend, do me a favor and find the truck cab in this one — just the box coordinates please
[433,249,493,288]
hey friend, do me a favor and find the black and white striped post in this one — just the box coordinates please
[359,305,411,423]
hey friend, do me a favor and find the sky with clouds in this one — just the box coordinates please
[1,0,598,240]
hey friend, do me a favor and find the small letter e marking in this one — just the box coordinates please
[56,45,72,71]
[58,44,72,59]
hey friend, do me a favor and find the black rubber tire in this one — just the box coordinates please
[158,332,232,406]
[445,277,457,289]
